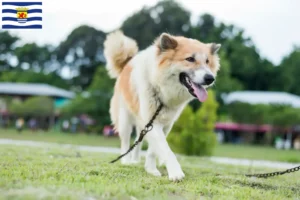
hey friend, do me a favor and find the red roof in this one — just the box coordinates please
[215,122,273,132]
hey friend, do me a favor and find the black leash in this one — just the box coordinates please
[109,102,300,179]
[245,165,300,178]
[110,103,163,163]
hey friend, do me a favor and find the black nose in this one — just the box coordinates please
[204,74,215,85]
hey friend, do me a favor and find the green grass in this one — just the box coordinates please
[0,145,299,200]
[0,129,300,163]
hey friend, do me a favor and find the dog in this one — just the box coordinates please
[104,30,221,181]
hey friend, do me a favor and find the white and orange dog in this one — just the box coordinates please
[104,30,221,181]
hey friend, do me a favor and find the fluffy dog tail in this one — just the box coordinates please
[104,30,138,78]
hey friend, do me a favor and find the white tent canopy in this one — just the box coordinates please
[222,91,300,108]
[0,82,75,99]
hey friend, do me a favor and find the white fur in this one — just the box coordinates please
[194,67,214,84]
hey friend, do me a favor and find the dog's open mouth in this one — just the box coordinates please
[179,73,208,102]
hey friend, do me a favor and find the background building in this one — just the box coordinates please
[0,82,75,129]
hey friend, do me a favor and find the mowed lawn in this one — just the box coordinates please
[0,129,300,163]
[0,145,300,200]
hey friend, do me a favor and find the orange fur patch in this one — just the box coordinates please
[118,65,139,115]
[157,36,219,74]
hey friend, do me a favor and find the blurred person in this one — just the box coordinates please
[70,117,79,133]
[62,119,70,132]
[29,118,37,132]
[294,135,300,150]
[15,118,24,133]
[275,136,284,149]
[216,130,224,143]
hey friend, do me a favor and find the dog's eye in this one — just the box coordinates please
[185,57,195,62]
[206,58,209,64]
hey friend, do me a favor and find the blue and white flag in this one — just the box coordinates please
[2,2,42,29]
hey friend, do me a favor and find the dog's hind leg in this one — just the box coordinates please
[118,105,133,165]
[130,126,143,164]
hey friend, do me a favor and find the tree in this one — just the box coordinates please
[277,47,300,95]
[23,96,54,117]
[213,51,244,94]
[269,104,300,128]
[9,96,54,117]
[228,102,271,125]
[168,90,218,156]
[8,98,25,117]
[56,25,106,90]
[0,31,19,72]
[227,102,300,129]
[121,0,192,49]
[14,43,53,72]
[191,14,224,43]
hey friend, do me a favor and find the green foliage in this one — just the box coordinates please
[15,43,52,72]
[62,66,114,129]
[57,25,106,62]
[268,104,300,128]
[168,90,218,156]
[228,102,270,124]
[9,96,54,117]
[24,96,54,116]
[0,31,19,71]
[8,99,25,116]
[0,31,19,53]
[277,47,300,95]
[228,102,300,127]
[215,52,244,93]
[56,25,106,90]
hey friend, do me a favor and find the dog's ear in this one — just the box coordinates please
[159,33,178,51]
[210,43,221,54]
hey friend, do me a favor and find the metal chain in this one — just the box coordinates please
[110,103,164,163]
[245,165,300,178]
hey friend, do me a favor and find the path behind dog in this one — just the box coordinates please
[0,138,299,169]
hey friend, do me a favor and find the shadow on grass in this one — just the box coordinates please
[232,179,300,193]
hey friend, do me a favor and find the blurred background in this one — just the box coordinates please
[1,0,300,159]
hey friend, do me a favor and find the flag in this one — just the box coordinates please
[2,2,42,29]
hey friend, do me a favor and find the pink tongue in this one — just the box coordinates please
[191,83,208,102]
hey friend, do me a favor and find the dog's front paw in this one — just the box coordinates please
[145,167,162,177]
[167,162,185,182]
[168,169,185,182]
